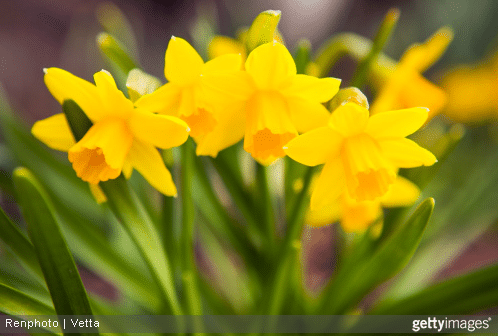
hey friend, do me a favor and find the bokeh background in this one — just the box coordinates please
[1,0,498,307]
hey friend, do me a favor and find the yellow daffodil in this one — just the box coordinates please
[440,54,498,123]
[202,41,341,164]
[133,36,242,146]
[208,33,247,64]
[32,68,190,196]
[371,27,453,120]
[306,175,420,232]
[284,102,436,207]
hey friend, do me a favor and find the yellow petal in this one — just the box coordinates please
[126,139,177,196]
[201,71,255,104]
[129,109,189,149]
[401,27,453,73]
[380,176,420,207]
[310,157,346,210]
[328,102,369,137]
[202,53,243,75]
[306,199,342,227]
[341,199,382,233]
[208,36,246,60]
[89,183,107,204]
[365,107,429,139]
[31,113,76,151]
[165,36,204,86]
[195,102,246,157]
[244,91,297,163]
[378,138,437,168]
[43,68,101,122]
[280,75,341,103]
[398,73,447,119]
[287,98,330,134]
[68,119,133,184]
[93,70,134,119]
[245,42,296,90]
[284,127,343,166]
[134,82,182,116]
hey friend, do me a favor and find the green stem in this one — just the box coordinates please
[181,140,203,317]
[265,166,315,315]
[313,33,396,78]
[350,8,399,88]
[256,164,275,252]
[100,177,182,315]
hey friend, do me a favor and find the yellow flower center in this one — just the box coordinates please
[341,133,395,201]
[245,91,297,163]
[182,107,217,138]
[68,118,133,185]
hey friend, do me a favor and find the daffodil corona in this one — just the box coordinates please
[284,102,437,208]
[202,41,341,164]
[32,68,190,196]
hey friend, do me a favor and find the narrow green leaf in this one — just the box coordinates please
[0,206,43,280]
[373,263,498,315]
[0,283,55,316]
[62,100,93,141]
[245,10,281,52]
[13,167,97,334]
[126,69,162,102]
[319,198,434,314]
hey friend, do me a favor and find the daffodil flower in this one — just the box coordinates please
[306,175,420,232]
[133,36,243,145]
[32,68,190,196]
[371,27,453,120]
[441,53,498,123]
[284,102,436,207]
[202,41,341,164]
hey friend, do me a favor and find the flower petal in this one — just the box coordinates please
[195,102,246,157]
[341,199,382,233]
[328,102,369,137]
[398,74,447,120]
[126,139,177,196]
[284,127,343,166]
[43,68,101,121]
[280,75,341,102]
[306,199,342,227]
[201,71,255,102]
[378,138,437,168]
[380,175,420,207]
[208,36,246,61]
[134,82,181,115]
[365,107,429,139]
[165,36,204,86]
[202,53,243,75]
[245,42,296,90]
[310,157,346,210]
[89,183,107,204]
[93,70,134,119]
[129,109,190,149]
[31,113,76,151]
[287,97,330,134]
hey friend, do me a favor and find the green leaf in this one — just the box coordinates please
[126,69,162,102]
[245,10,281,52]
[0,282,55,316]
[372,263,498,314]
[318,198,434,314]
[62,100,93,141]
[13,167,97,334]
[0,206,43,280]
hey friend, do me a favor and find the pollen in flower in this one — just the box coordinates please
[32,68,190,196]
[284,102,436,207]
[201,41,341,164]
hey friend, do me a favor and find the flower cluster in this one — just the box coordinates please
[32,17,440,232]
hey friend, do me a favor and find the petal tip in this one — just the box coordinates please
[42,68,48,74]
